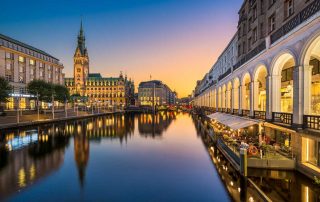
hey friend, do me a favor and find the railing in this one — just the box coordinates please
[242,109,250,117]
[232,109,239,115]
[226,108,231,113]
[233,41,266,71]
[254,110,266,120]
[218,68,231,81]
[217,138,240,165]
[272,112,293,125]
[270,0,320,44]
[303,115,320,130]
[222,108,227,113]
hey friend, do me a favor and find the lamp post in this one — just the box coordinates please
[16,96,20,124]
[37,92,40,121]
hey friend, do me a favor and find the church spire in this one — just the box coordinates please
[76,19,86,56]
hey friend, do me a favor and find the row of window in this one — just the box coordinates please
[1,38,59,64]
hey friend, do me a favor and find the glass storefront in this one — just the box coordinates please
[302,137,320,167]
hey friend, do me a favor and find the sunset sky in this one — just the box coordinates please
[0,0,242,97]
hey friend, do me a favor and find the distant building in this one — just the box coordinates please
[138,80,176,106]
[0,33,65,109]
[65,22,134,107]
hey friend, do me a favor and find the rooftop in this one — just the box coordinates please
[0,33,59,60]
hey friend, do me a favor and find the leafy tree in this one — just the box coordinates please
[27,80,52,102]
[54,84,70,103]
[0,77,12,103]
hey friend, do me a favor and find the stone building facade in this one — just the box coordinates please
[138,80,176,106]
[65,22,135,107]
[194,0,320,179]
[0,33,65,109]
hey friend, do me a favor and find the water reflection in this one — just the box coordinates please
[194,115,320,202]
[138,111,177,137]
[0,112,177,201]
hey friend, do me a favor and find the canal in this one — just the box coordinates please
[1,112,319,202]
[0,112,230,201]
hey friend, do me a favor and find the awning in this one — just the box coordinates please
[207,112,260,130]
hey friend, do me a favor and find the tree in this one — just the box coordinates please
[54,84,70,103]
[0,77,12,104]
[27,80,52,102]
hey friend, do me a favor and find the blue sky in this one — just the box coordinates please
[0,0,242,97]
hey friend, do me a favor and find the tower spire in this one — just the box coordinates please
[77,19,86,56]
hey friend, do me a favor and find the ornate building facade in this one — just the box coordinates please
[0,33,65,109]
[65,22,135,107]
[194,0,320,179]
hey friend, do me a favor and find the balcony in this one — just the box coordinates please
[232,109,239,115]
[272,112,293,126]
[233,41,266,71]
[270,0,320,44]
[254,110,266,120]
[242,109,250,117]
[303,115,320,130]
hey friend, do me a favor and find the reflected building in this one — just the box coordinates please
[138,112,176,137]
[74,121,90,187]
[0,126,69,201]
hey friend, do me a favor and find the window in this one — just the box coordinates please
[39,62,44,68]
[261,0,265,13]
[285,0,294,18]
[253,6,257,19]
[253,27,257,42]
[260,23,264,38]
[248,37,252,50]
[269,14,276,32]
[29,59,35,66]
[269,0,276,7]
[5,62,12,70]
[18,56,25,63]
[5,52,13,59]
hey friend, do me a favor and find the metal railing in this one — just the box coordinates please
[272,112,293,125]
[233,41,266,71]
[303,114,320,130]
[232,109,239,115]
[254,110,266,120]
[270,0,320,44]
[242,109,250,117]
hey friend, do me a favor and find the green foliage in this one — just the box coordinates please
[27,80,69,103]
[0,77,11,103]
[54,84,70,102]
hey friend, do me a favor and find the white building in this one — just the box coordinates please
[194,0,320,178]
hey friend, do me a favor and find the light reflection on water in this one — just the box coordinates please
[0,112,231,202]
[193,116,320,202]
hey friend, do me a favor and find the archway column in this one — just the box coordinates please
[239,85,243,115]
[226,90,230,109]
[253,81,260,111]
[241,84,247,110]
[293,65,304,128]
[303,65,312,115]
[249,81,255,117]
[271,75,281,112]
[231,87,234,111]
[266,76,272,120]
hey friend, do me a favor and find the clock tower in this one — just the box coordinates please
[74,20,89,96]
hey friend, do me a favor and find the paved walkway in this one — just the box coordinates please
[0,109,123,129]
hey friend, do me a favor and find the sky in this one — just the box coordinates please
[0,0,242,97]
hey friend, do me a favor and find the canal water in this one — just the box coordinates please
[0,112,231,202]
[1,112,319,202]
